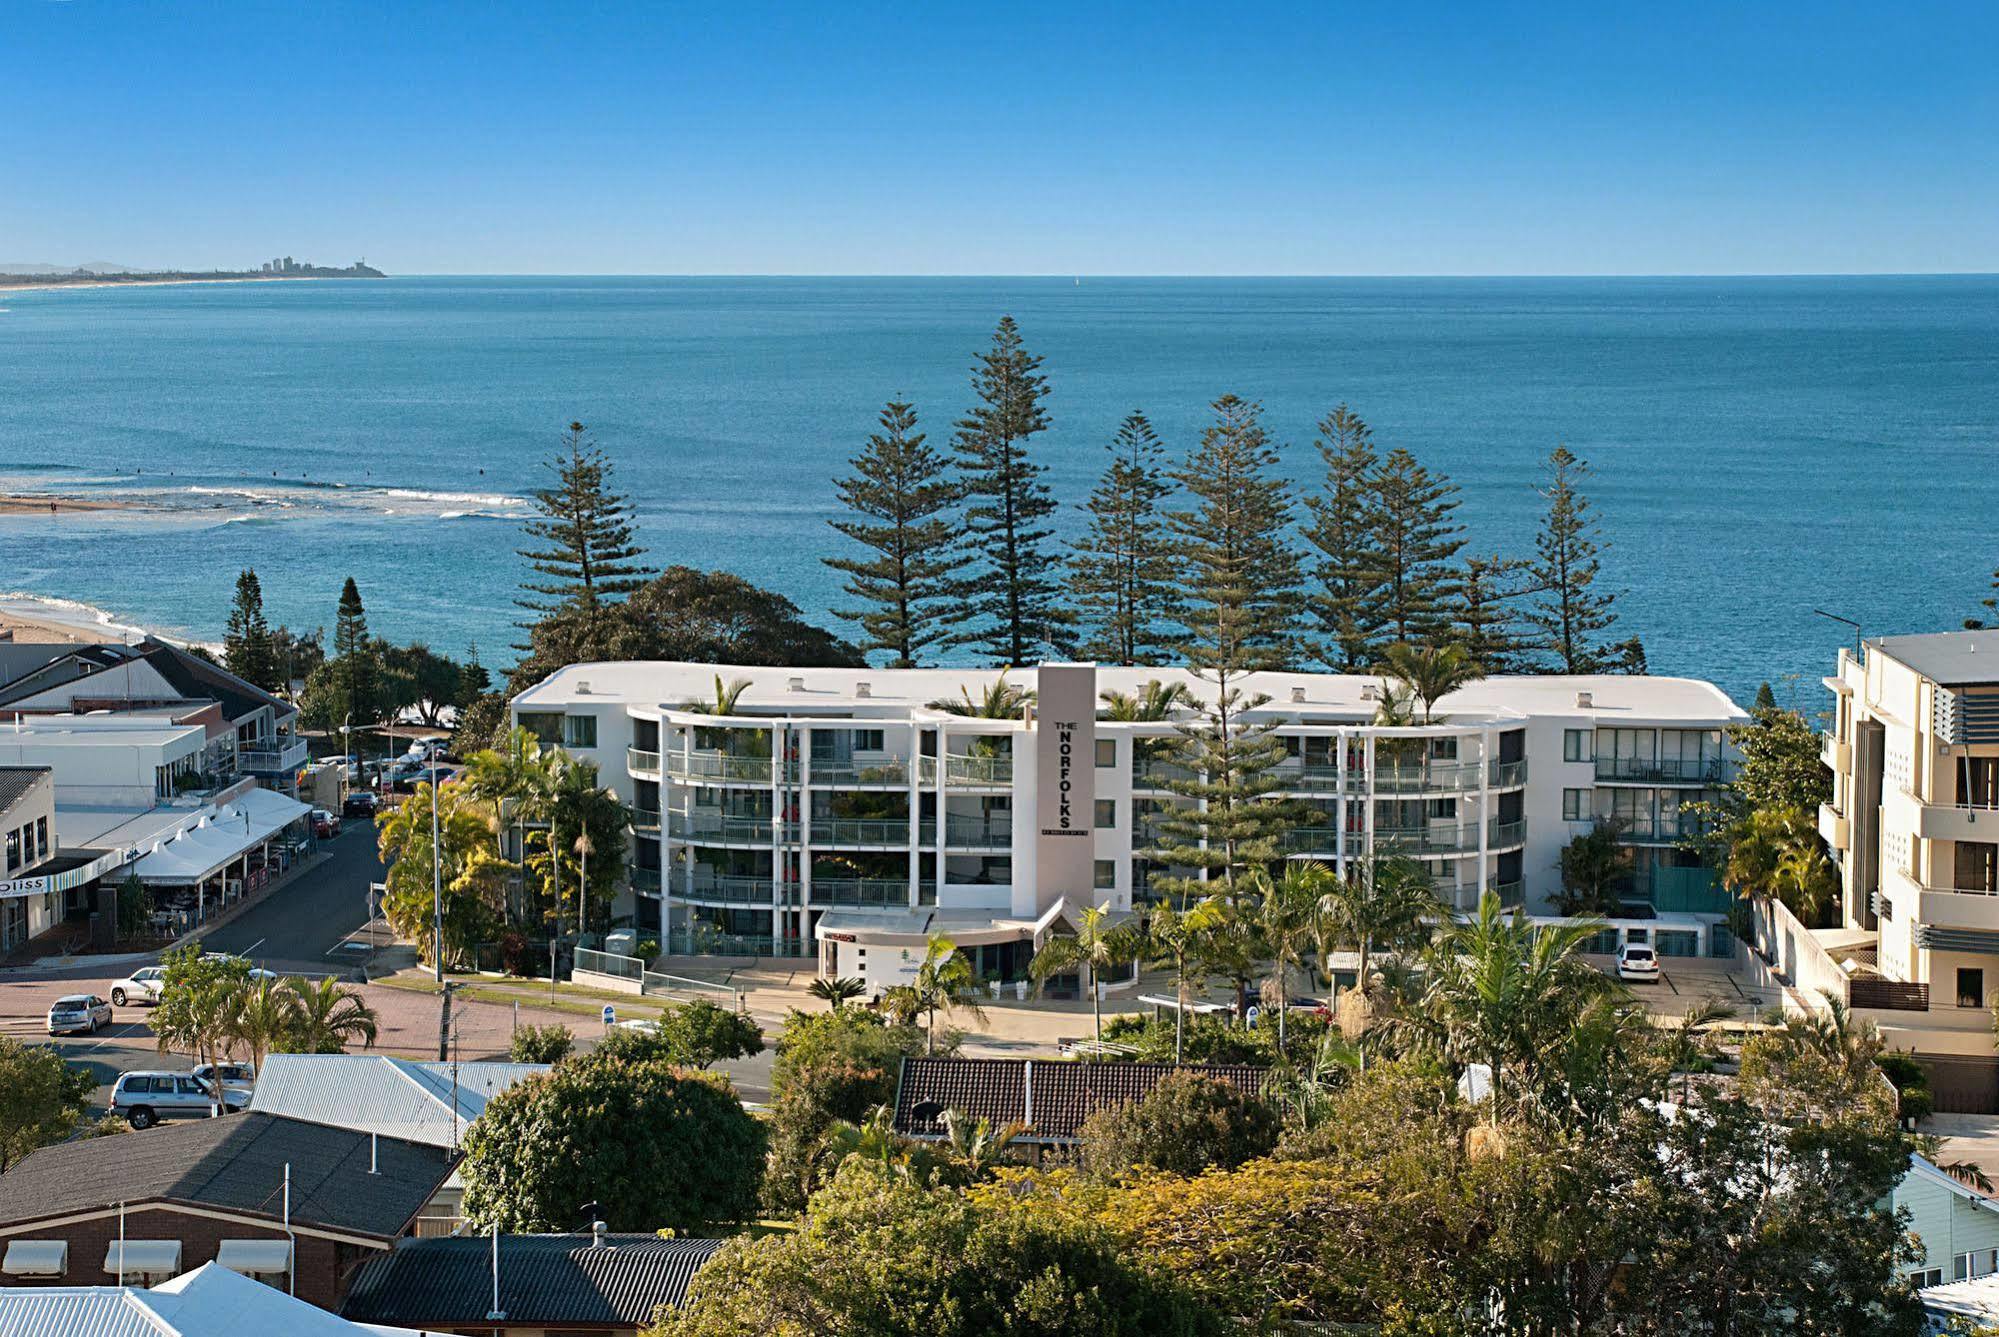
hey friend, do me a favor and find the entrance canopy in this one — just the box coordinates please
[131,789,309,885]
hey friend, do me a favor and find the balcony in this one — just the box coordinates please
[936,815,1013,848]
[920,754,1014,786]
[1817,802,1850,851]
[809,878,913,909]
[809,817,915,847]
[666,750,779,785]
[1593,756,1729,785]
[666,811,791,845]
[1369,760,1485,794]
[1489,759,1529,789]
[627,747,661,777]
[1910,794,1999,844]
[1132,756,1197,789]
[630,866,662,893]
[808,758,911,787]
[682,876,800,907]
[238,738,309,773]
[1897,867,1999,933]
[1820,730,1851,774]
[1283,826,1354,855]
[630,805,662,836]
[1584,815,1708,845]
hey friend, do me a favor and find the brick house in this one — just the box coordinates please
[0,1112,454,1310]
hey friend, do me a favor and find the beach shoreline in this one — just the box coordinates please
[0,492,137,515]
[0,275,340,296]
[0,592,191,649]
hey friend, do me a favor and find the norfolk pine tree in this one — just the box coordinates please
[1151,396,1307,1015]
[1302,405,1384,670]
[1526,446,1646,673]
[1366,446,1465,651]
[824,400,963,667]
[1454,553,1537,673]
[517,421,651,635]
[333,576,375,725]
[223,568,278,690]
[951,317,1068,664]
[1072,410,1181,665]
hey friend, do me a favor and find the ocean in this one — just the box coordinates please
[1,275,1994,706]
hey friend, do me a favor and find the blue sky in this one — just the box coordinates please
[3,1,1994,274]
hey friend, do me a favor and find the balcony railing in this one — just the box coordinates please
[667,811,790,843]
[939,815,1013,847]
[809,878,913,908]
[810,817,915,846]
[630,805,662,835]
[1487,818,1527,848]
[630,866,662,892]
[683,876,800,906]
[1585,816,1709,844]
[1489,759,1529,788]
[1593,756,1729,785]
[667,750,779,784]
[919,754,1014,786]
[238,738,309,772]
[1133,756,1197,788]
[627,747,661,776]
[808,758,911,786]
[1898,867,1999,898]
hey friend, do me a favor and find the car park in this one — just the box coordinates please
[47,994,112,1035]
[109,965,167,1007]
[1617,944,1661,983]
[110,1071,249,1128]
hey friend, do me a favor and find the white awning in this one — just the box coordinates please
[215,1238,291,1275]
[1,1239,68,1277]
[130,790,309,885]
[104,1239,182,1277]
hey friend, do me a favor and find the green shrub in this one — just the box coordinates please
[509,1022,574,1064]
[1077,1071,1280,1182]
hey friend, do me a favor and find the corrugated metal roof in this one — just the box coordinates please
[247,1055,549,1147]
[342,1234,724,1328]
[0,1290,170,1337]
[0,1261,422,1335]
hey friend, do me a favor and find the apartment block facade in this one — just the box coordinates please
[511,661,1745,983]
[1825,630,1999,1010]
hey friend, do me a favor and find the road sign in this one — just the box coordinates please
[601,1004,616,1027]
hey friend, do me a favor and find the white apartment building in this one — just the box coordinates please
[1824,630,1999,1011]
[512,661,1746,985]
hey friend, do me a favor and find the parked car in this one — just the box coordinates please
[110,1071,249,1128]
[191,1061,257,1096]
[47,994,112,1035]
[405,740,448,763]
[311,809,341,839]
[342,791,379,819]
[1617,944,1661,983]
[109,966,167,1007]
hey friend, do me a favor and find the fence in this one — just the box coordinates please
[1742,896,1850,1012]
[572,946,645,994]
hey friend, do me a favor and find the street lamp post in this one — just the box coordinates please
[431,748,448,1061]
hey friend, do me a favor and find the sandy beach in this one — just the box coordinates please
[0,275,330,295]
[0,492,135,515]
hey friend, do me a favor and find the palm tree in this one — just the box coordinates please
[1313,854,1436,997]
[1028,903,1141,1052]
[223,974,299,1071]
[909,935,986,1054]
[1723,805,1836,922]
[460,726,558,926]
[807,976,867,1010]
[536,757,628,937]
[1145,901,1214,1062]
[818,1106,940,1185]
[1378,641,1485,725]
[1418,890,1615,1123]
[1247,863,1330,1054]
[939,1107,1027,1181]
[682,674,753,715]
[927,677,1035,718]
[284,975,380,1053]
[1098,679,1194,722]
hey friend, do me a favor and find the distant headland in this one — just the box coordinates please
[0,256,384,292]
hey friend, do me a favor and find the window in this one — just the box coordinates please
[1094,800,1116,830]
[561,714,598,749]
[1912,1268,1943,1288]
[1095,739,1117,768]
[34,818,47,859]
[3,829,16,872]
[1562,788,1590,821]
[854,729,884,753]
[1959,968,1986,1010]
[1563,729,1591,763]
[1094,859,1116,890]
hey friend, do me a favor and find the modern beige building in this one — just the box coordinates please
[1825,630,1999,1010]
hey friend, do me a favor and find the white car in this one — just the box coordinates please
[191,1061,257,1096]
[47,994,113,1035]
[110,966,167,1007]
[1617,944,1661,983]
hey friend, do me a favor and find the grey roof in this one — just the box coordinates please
[1869,630,1999,687]
[0,766,51,812]
[247,1054,550,1147]
[894,1056,1273,1144]
[0,1112,454,1241]
[342,1234,726,1327]
[0,643,83,692]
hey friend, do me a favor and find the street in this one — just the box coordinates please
[200,819,383,975]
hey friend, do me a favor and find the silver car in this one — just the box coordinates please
[46,994,112,1036]
[110,1071,247,1129]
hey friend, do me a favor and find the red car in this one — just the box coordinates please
[311,809,341,839]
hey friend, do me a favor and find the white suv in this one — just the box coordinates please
[110,1071,248,1128]
[110,966,167,1007]
[1617,944,1661,983]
